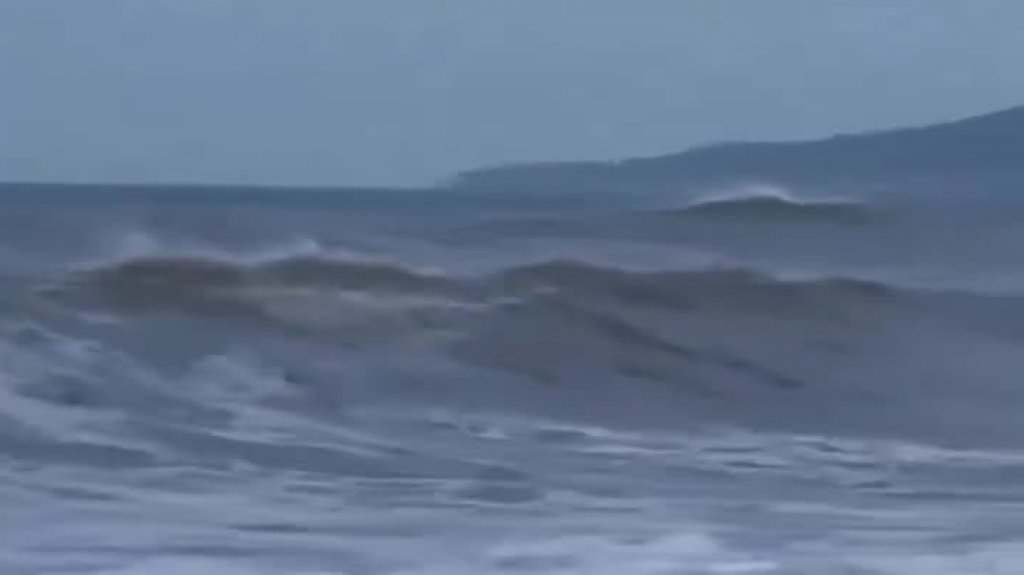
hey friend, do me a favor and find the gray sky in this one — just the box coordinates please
[3,1,1024,187]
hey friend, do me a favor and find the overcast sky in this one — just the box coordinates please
[2,1,1024,187]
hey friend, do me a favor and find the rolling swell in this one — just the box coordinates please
[12,242,1024,448]
[44,255,464,321]
[664,194,882,225]
[48,253,903,318]
[496,259,898,315]
[72,254,455,294]
[33,252,930,388]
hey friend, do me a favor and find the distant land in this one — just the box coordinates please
[450,105,1024,198]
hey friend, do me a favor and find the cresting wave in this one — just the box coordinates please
[13,246,1024,446]
[666,193,881,225]
[45,252,906,320]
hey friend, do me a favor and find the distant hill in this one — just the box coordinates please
[450,106,1024,198]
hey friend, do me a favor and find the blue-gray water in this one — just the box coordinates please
[3,184,1024,574]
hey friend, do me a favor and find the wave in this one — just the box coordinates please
[58,253,456,296]
[667,186,879,225]
[15,252,1024,449]
[52,253,900,303]
[495,259,899,316]
[39,252,916,335]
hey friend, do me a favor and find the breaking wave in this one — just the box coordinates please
[668,185,880,225]
[45,253,905,321]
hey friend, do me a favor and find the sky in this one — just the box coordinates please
[2,0,1024,187]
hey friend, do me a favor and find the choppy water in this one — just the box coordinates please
[3,184,1024,574]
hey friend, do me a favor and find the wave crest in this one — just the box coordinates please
[497,259,897,315]
[67,254,453,294]
[36,250,925,347]
[669,186,878,225]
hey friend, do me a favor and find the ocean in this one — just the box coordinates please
[3,183,1024,574]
